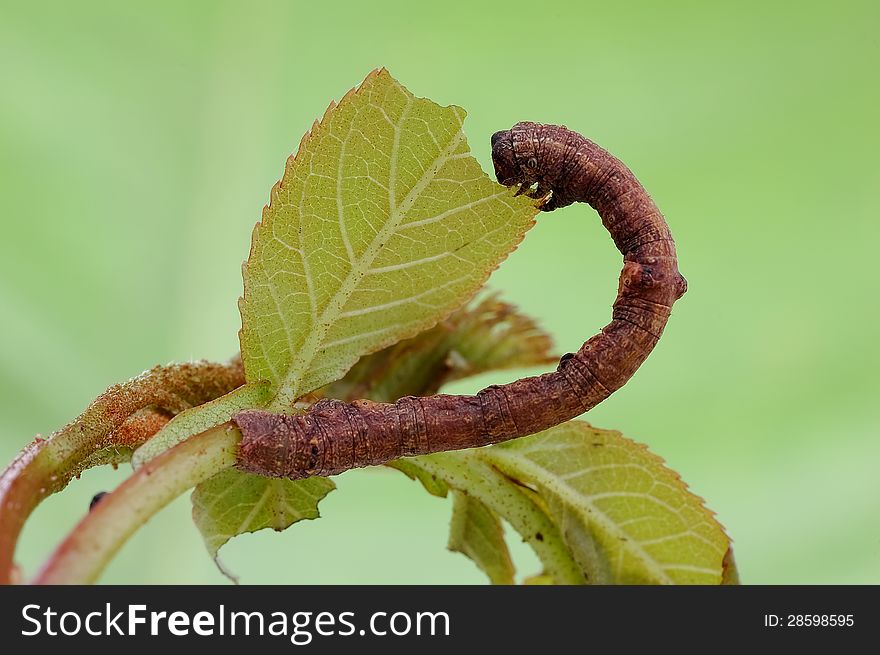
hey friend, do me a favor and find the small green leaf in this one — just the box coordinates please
[132,381,270,468]
[406,452,587,584]
[448,489,515,585]
[385,460,448,498]
[482,421,729,584]
[191,468,335,578]
[239,69,538,409]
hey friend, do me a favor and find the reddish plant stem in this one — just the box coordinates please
[236,123,687,479]
[0,359,244,584]
[32,424,241,585]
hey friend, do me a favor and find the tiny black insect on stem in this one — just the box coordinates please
[89,491,108,511]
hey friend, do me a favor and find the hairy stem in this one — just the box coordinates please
[236,124,686,479]
[32,424,241,585]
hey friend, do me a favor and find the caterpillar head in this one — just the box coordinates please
[491,129,522,186]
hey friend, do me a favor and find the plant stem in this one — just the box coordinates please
[0,359,244,584]
[32,424,241,585]
[0,411,165,584]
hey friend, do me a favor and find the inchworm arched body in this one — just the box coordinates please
[234,122,687,479]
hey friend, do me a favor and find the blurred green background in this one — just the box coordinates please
[1,0,877,584]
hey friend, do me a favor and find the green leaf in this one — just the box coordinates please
[448,489,515,585]
[191,468,335,578]
[481,421,730,584]
[191,70,541,578]
[238,68,538,409]
[132,381,270,468]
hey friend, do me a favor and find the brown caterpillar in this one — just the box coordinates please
[234,122,687,479]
